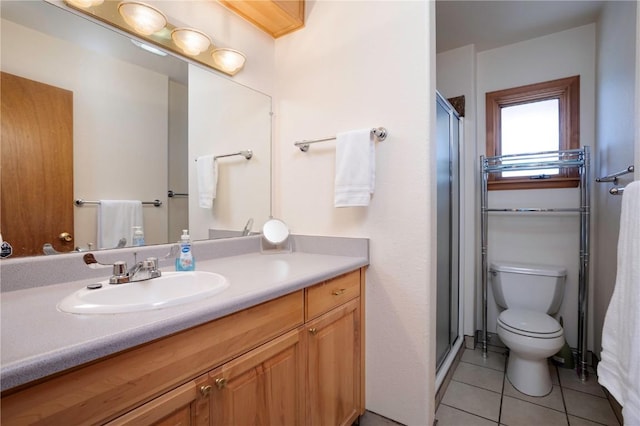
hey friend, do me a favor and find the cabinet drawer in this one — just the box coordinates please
[305,270,360,320]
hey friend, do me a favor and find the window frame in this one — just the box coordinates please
[485,75,580,190]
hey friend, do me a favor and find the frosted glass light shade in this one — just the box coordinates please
[211,48,246,75]
[65,0,104,7]
[171,28,211,56]
[118,2,167,35]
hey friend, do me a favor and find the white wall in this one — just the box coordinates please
[593,0,637,357]
[436,45,477,338]
[274,1,434,424]
[2,19,169,249]
[475,25,596,349]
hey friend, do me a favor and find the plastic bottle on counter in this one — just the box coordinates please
[132,226,145,246]
[175,229,195,271]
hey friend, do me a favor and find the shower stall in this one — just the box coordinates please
[435,92,463,387]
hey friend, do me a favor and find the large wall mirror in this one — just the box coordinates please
[1,0,272,258]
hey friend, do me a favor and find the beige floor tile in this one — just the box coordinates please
[504,381,565,412]
[462,348,506,372]
[558,368,606,397]
[441,381,501,422]
[563,388,619,425]
[436,404,498,426]
[453,362,505,393]
[501,395,568,426]
[568,415,609,426]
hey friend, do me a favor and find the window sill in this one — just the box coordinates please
[488,177,580,191]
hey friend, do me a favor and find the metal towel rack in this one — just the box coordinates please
[195,150,253,161]
[596,165,634,195]
[294,127,388,152]
[75,199,162,207]
[596,165,634,183]
[167,190,188,198]
[480,147,591,382]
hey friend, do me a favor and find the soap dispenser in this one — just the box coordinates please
[132,226,145,246]
[175,229,195,271]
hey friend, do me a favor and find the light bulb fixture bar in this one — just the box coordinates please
[62,0,246,76]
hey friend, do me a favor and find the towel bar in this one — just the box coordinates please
[167,190,188,198]
[596,165,634,183]
[195,150,253,161]
[75,199,162,207]
[294,127,388,152]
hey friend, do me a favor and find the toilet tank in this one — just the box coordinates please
[490,261,567,314]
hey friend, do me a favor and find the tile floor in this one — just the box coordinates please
[436,346,621,426]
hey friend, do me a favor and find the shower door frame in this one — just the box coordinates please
[435,92,464,389]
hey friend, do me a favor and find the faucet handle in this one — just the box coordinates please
[110,261,130,284]
[145,257,161,278]
[83,253,112,269]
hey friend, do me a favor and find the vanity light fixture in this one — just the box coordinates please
[171,28,211,56]
[63,0,247,76]
[117,1,167,36]
[211,48,246,75]
[65,0,103,7]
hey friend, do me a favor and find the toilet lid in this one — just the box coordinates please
[498,309,562,337]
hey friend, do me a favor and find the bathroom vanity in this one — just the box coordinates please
[0,235,368,425]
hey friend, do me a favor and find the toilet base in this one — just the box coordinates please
[506,353,553,397]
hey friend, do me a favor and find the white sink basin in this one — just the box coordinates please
[58,271,230,314]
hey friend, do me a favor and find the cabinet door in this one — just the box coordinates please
[211,328,305,425]
[106,374,210,426]
[306,298,361,426]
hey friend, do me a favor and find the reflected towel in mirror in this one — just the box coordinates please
[197,155,218,208]
[97,200,143,249]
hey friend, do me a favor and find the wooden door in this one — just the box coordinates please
[211,328,305,425]
[306,298,361,426]
[1,72,74,257]
[105,375,210,426]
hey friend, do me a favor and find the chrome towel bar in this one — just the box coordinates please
[610,187,625,195]
[596,165,634,183]
[75,199,162,207]
[294,127,388,152]
[195,150,253,161]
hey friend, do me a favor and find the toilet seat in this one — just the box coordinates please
[498,309,563,339]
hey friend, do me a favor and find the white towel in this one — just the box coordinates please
[97,200,143,249]
[598,180,640,425]
[197,155,218,208]
[334,129,375,207]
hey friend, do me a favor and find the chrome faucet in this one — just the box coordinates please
[83,253,161,284]
[127,257,161,282]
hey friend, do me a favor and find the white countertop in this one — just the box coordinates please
[1,249,368,391]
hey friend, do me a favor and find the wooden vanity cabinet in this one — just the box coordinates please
[0,268,365,426]
[209,328,306,425]
[305,270,363,426]
[105,374,211,426]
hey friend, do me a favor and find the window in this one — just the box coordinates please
[485,76,580,190]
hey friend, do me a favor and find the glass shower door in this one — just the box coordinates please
[435,93,460,371]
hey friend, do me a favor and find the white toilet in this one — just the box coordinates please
[490,261,567,397]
